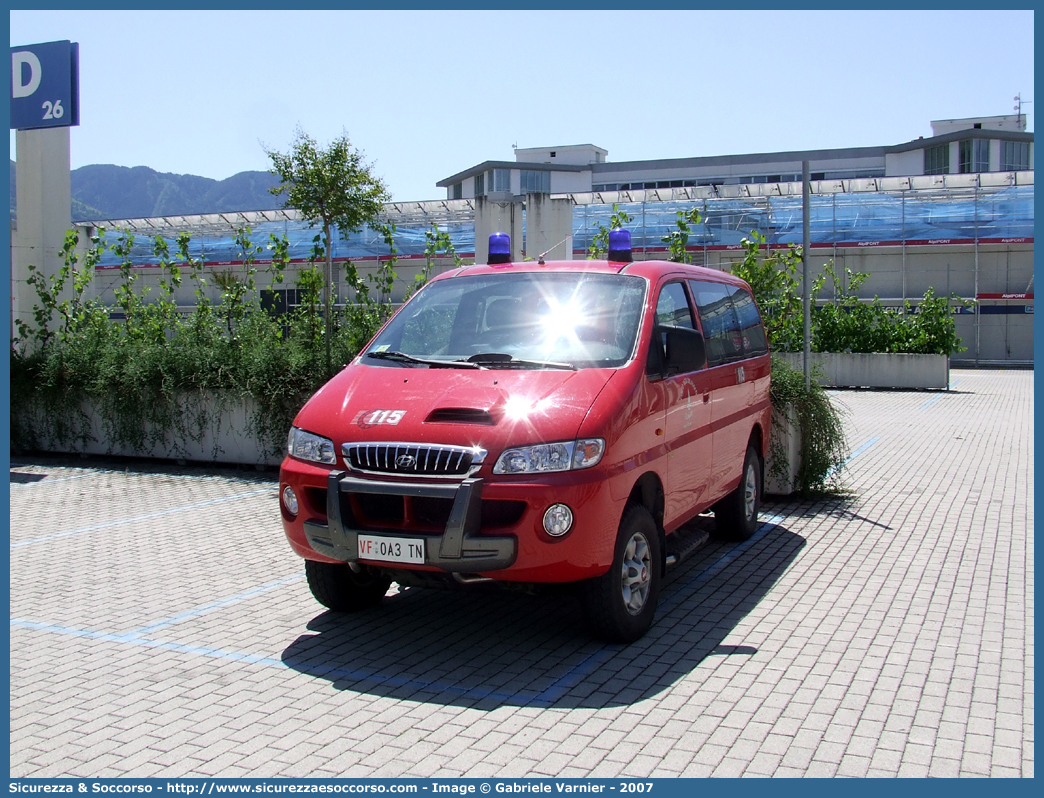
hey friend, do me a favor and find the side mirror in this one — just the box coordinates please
[663,326,706,375]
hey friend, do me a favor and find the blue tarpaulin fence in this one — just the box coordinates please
[95,186,1032,268]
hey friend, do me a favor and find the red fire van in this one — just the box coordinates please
[279,231,771,642]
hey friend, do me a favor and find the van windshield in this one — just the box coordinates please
[366,272,647,370]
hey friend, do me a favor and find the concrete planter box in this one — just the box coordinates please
[15,394,282,467]
[778,352,949,389]
[765,404,800,496]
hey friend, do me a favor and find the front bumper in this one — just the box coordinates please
[302,471,517,573]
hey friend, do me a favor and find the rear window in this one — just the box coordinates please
[688,280,767,365]
[729,285,768,358]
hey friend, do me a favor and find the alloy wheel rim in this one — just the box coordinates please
[744,462,757,520]
[621,532,652,615]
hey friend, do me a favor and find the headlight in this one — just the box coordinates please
[287,426,337,465]
[493,438,605,475]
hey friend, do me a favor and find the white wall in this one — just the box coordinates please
[931,114,1025,135]
[12,127,72,343]
[550,171,592,193]
[595,153,887,184]
[474,197,523,263]
[524,194,573,260]
[514,144,606,165]
[886,149,924,176]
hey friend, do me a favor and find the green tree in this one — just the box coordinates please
[729,231,810,352]
[661,206,703,263]
[587,205,634,258]
[265,128,391,373]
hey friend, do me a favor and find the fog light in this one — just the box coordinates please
[282,486,299,516]
[543,503,573,537]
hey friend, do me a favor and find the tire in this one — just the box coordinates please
[714,445,763,541]
[305,560,391,612]
[582,504,662,643]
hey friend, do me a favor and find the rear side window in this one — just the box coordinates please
[729,286,768,357]
[688,280,742,366]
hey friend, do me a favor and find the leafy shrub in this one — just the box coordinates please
[11,222,461,461]
[768,355,848,493]
[731,232,970,356]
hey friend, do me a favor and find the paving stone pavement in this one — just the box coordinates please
[8,368,1033,778]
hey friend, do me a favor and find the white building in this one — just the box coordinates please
[438,115,1033,200]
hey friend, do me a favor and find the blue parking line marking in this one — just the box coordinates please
[919,378,961,410]
[10,617,521,702]
[657,514,782,615]
[524,647,619,706]
[527,513,789,706]
[845,437,879,464]
[824,436,879,480]
[128,575,304,636]
[12,512,794,707]
[10,488,273,549]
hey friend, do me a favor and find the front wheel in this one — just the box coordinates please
[305,560,391,612]
[714,445,763,541]
[581,504,662,643]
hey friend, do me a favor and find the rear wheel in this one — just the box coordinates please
[582,504,662,643]
[714,445,762,541]
[305,560,391,612]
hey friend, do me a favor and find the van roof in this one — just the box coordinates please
[442,259,751,287]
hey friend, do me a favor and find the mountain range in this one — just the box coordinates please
[10,161,283,222]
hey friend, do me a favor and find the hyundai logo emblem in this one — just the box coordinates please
[395,454,417,470]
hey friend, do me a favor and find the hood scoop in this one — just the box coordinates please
[425,407,496,425]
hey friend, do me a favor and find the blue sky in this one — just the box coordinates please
[10,9,1035,202]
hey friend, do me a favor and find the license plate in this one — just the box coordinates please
[357,534,425,565]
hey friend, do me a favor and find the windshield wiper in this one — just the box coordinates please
[366,350,479,369]
[464,353,577,371]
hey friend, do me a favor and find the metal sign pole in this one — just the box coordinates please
[803,161,811,389]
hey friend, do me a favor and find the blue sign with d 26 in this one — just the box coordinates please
[10,40,80,130]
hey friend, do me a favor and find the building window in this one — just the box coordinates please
[452,182,463,200]
[924,144,949,175]
[1002,141,1030,171]
[959,139,989,173]
[520,170,550,193]
[489,168,510,192]
[474,173,484,196]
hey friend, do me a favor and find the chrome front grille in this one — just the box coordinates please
[342,442,487,478]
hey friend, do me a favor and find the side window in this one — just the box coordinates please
[656,282,695,329]
[688,280,742,366]
[729,286,768,358]
[649,282,696,378]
